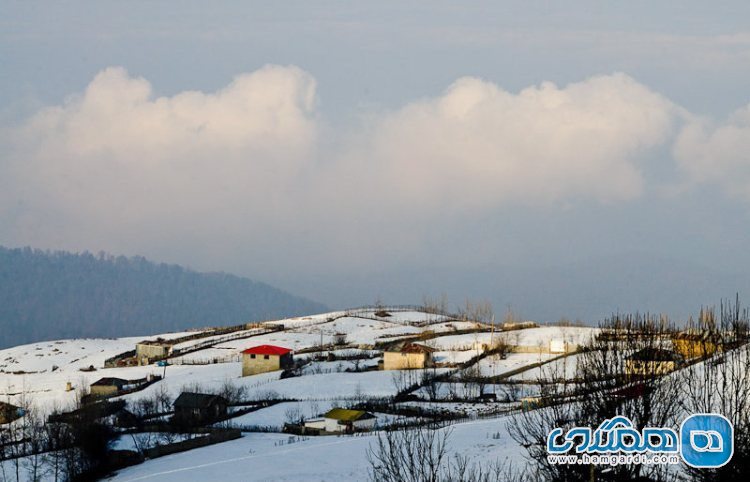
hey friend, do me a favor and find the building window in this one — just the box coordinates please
[250,354,256,359]
[264,355,270,360]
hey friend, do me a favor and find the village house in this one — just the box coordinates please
[173,392,228,424]
[305,408,376,433]
[89,377,129,397]
[241,345,293,377]
[0,402,24,424]
[48,399,135,427]
[89,376,150,398]
[672,331,721,360]
[135,339,174,364]
[625,348,682,376]
[383,343,435,370]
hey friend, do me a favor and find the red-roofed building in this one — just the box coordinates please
[241,344,294,377]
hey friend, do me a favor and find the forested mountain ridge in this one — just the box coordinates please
[0,246,328,348]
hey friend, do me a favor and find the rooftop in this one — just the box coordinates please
[242,345,292,356]
[399,343,436,354]
[137,338,175,346]
[323,408,374,422]
[91,377,129,386]
[626,348,682,362]
[174,392,227,409]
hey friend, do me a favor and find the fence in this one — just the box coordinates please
[142,429,242,459]
[344,305,461,325]
[169,353,242,365]
[167,325,284,359]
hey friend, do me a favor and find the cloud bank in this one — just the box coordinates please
[674,104,750,198]
[1,65,318,258]
[355,73,676,212]
[2,65,743,276]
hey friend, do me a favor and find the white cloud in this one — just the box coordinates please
[674,104,750,198]
[1,67,683,274]
[1,65,319,257]
[346,73,677,212]
[21,64,317,165]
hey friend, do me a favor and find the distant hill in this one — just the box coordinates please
[0,246,328,348]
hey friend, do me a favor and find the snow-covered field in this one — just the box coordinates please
[426,326,596,352]
[473,352,557,377]
[104,416,523,482]
[507,353,583,381]
[497,326,598,348]
[0,309,505,411]
[0,308,599,482]
[221,401,333,429]
[0,331,202,374]
[221,401,408,431]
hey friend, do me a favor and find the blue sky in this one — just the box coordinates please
[2,2,750,322]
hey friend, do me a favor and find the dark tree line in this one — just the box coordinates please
[0,246,328,348]
[1,402,116,482]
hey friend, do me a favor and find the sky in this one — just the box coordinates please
[2,1,750,323]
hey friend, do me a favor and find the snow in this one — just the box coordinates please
[113,363,432,407]
[496,326,598,348]
[104,416,524,482]
[221,402,416,432]
[1,315,580,413]
[1,336,168,374]
[234,370,403,401]
[472,352,557,377]
[429,332,494,351]
[0,307,567,482]
[507,353,582,381]
[113,433,204,451]
[299,360,379,375]
[429,326,598,351]
[433,350,476,365]
[222,401,333,429]
[169,348,240,364]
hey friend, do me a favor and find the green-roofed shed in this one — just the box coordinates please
[322,407,375,433]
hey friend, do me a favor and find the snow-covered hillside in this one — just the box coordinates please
[105,417,524,482]
[0,307,600,481]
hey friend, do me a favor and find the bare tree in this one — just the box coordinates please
[422,294,450,322]
[491,337,513,360]
[284,405,303,426]
[22,405,47,482]
[218,379,248,405]
[458,365,482,399]
[368,423,527,482]
[678,297,750,482]
[368,424,452,482]
[154,383,173,413]
[509,312,682,482]
[422,367,441,402]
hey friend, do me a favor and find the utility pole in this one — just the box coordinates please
[490,314,496,382]
[490,314,495,347]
